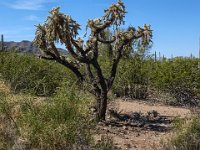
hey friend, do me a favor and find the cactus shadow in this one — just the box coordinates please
[105,110,173,132]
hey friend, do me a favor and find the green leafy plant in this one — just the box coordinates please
[0,51,75,96]
[0,85,93,149]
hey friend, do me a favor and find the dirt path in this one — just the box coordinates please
[116,99,191,118]
[95,99,191,150]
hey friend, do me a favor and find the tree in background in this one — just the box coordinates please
[34,0,152,121]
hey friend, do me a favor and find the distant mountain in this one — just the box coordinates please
[4,40,38,53]
[4,40,67,55]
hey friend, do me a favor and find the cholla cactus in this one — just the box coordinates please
[34,0,152,121]
[103,0,126,26]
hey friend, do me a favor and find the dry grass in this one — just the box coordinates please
[0,80,10,94]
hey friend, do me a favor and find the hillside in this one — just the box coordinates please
[4,40,38,53]
[3,40,67,54]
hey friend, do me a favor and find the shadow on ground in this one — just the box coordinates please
[102,110,173,132]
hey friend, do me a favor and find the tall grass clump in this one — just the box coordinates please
[0,92,18,149]
[0,51,75,96]
[163,116,200,150]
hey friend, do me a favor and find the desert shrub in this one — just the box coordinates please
[151,58,198,90]
[163,117,200,150]
[112,56,152,99]
[0,51,75,96]
[151,58,200,106]
[0,92,18,149]
[19,83,94,149]
[99,54,200,104]
[0,84,94,149]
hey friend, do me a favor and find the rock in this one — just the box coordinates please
[98,122,104,126]
[125,136,129,139]
[108,125,112,129]
[134,145,138,148]
[123,125,128,130]
[103,127,109,132]
[136,133,140,137]
[124,143,131,149]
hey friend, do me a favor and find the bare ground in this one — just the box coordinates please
[94,99,191,150]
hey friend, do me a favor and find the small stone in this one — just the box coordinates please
[119,132,124,136]
[136,133,140,137]
[125,136,129,139]
[124,143,131,149]
[103,127,107,130]
[123,125,128,130]
[98,121,106,126]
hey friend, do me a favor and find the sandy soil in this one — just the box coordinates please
[116,99,191,118]
[95,99,191,150]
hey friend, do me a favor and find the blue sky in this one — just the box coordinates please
[0,0,200,57]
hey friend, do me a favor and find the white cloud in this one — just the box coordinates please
[10,0,44,10]
[25,15,40,22]
[9,0,55,10]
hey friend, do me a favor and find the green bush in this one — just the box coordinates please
[0,84,93,149]
[20,88,92,149]
[151,58,199,90]
[0,92,17,149]
[0,52,75,96]
[111,57,153,99]
[163,117,200,150]
[151,58,200,106]
[98,55,200,104]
